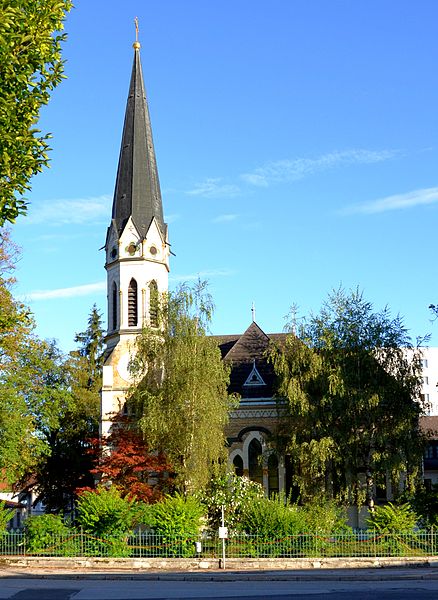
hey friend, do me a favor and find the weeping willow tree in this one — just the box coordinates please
[129,281,235,495]
[271,288,425,507]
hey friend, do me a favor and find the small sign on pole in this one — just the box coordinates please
[220,505,226,569]
[218,526,228,539]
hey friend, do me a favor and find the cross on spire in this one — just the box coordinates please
[133,17,140,49]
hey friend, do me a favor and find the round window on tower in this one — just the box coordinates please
[110,246,117,259]
[127,242,137,256]
[149,245,157,256]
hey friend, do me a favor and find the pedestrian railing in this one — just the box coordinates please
[1,529,436,558]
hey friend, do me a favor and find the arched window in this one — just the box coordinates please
[248,438,263,485]
[149,280,158,327]
[128,278,138,326]
[112,282,118,330]
[233,454,243,477]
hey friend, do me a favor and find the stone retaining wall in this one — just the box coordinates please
[1,556,437,571]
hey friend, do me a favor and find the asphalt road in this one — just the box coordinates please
[6,590,438,600]
[0,569,438,600]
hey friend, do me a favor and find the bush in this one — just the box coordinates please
[236,494,305,557]
[76,486,137,556]
[144,493,205,557]
[367,502,417,533]
[148,493,204,536]
[301,498,351,534]
[239,493,305,537]
[23,514,77,555]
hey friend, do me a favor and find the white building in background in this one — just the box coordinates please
[419,348,438,415]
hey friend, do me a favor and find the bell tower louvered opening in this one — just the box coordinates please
[149,280,158,327]
[128,278,138,326]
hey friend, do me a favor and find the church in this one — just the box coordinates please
[100,34,438,504]
[99,35,289,497]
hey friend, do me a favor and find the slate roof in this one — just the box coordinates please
[109,44,166,242]
[212,322,287,399]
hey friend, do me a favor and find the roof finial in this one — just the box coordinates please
[133,17,141,50]
[251,301,256,322]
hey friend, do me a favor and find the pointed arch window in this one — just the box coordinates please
[128,278,138,326]
[112,282,118,331]
[149,280,158,327]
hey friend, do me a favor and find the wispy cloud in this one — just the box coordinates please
[164,213,180,224]
[23,281,106,301]
[241,149,399,187]
[343,186,438,215]
[212,214,238,224]
[25,195,111,226]
[170,268,235,283]
[185,178,241,198]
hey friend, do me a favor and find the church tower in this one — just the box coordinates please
[101,32,169,436]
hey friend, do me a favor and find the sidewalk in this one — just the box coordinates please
[2,564,438,582]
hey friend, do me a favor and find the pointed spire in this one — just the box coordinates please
[110,28,166,241]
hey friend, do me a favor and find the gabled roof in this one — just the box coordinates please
[110,44,166,242]
[212,322,287,399]
[221,321,271,362]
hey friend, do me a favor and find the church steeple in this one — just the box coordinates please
[101,26,170,436]
[110,37,166,241]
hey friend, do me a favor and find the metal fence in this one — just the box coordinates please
[1,529,438,558]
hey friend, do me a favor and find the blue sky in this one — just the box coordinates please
[11,0,438,352]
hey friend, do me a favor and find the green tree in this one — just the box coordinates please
[0,231,43,482]
[198,472,264,531]
[0,0,72,224]
[271,288,425,507]
[0,231,34,371]
[72,304,105,392]
[13,338,81,511]
[130,281,235,495]
[17,307,104,513]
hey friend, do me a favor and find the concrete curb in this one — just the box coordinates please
[1,570,438,582]
[1,555,437,570]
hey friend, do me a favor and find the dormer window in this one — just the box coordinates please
[128,278,138,326]
[243,360,266,387]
